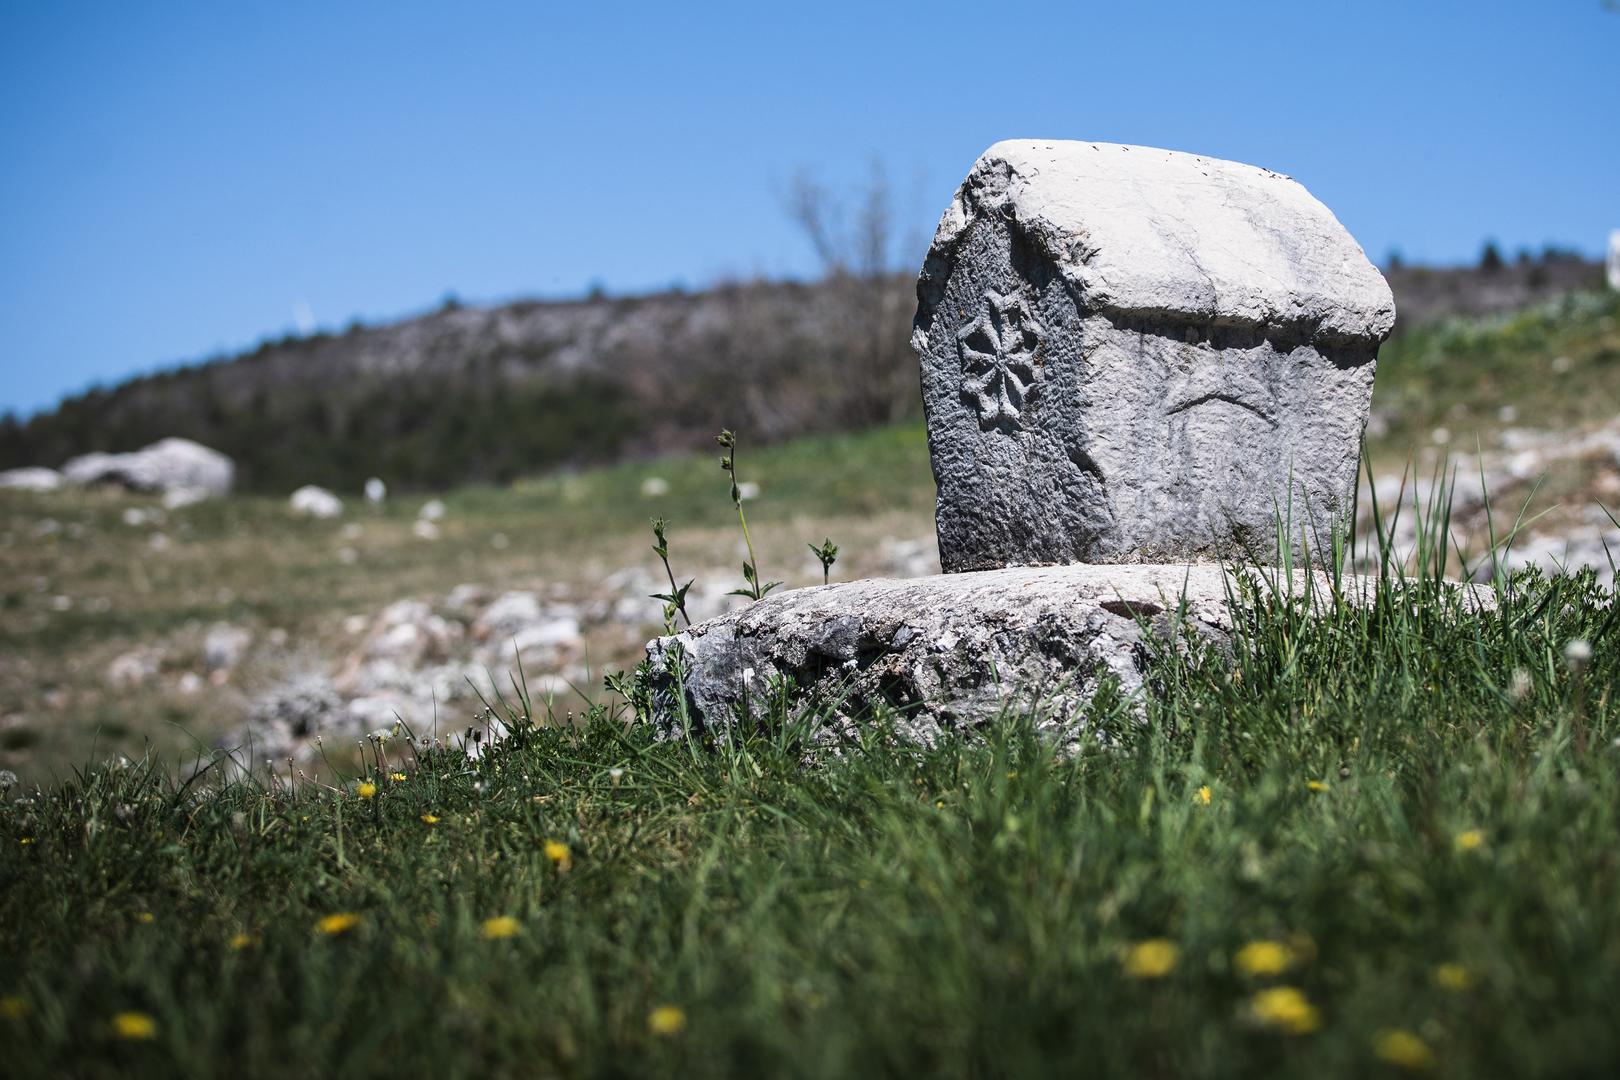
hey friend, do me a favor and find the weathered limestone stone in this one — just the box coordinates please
[650,565,1337,743]
[914,141,1395,571]
[62,437,234,496]
[644,566,1493,743]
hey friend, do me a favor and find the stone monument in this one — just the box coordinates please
[916,141,1393,570]
[644,141,1403,742]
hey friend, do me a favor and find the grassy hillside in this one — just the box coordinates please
[2,259,1602,493]
[1,569,1616,1077]
[1373,290,1620,452]
[3,290,1618,782]
[0,426,937,778]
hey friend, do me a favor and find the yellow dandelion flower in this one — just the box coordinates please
[1122,939,1179,979]
[1454,828,1485,852]
[315,912,361,936]
[0,995,28,1020]
[1234,939,1294,977]
[135,911,154,924]
[1196,786,1212,805]
[420,813,440,825]
[111,1011,157,1040]
[543,839,572,871]
[1249,986,1320,1034]
[1433,963,1474,992]
[648,1004,687,1036]
[481,916,520,940]
[229,932,256,950]
[1374,1028,1437,1070]
[356,781,377,799]
[389,772,407,783]
[1306,780,1329,793]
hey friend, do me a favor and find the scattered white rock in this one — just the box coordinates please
[340,522,365,540]
[203,623,252,672]
[0,467,63,492]
[364,477,387,504]
[446,583,491,615]
[289,485,344,519]
[106,648,161,688]
[640,476,670,497]
[412,519,440,541]
[418,499,447,521]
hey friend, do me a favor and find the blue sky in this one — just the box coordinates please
[1,0,1616,415]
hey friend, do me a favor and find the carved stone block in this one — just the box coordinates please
[913,141,1396,571]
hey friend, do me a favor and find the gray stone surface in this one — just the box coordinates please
[643,564,1441,745]
[914,140,1394,571]
[0,467,64,492]
[62,437,234,496]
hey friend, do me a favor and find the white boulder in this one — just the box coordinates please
[0,467,64,492]
[63,438,233,496]
[289,485,344,519]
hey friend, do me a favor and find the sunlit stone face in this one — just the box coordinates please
[914,142,1391,571]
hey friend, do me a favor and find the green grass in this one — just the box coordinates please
[2,563,1616,1078]
[0,423,936,776]
[1374,290,1620,449]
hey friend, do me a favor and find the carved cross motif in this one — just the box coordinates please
[956,288,1043,427]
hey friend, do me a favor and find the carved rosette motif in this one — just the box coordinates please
[956,288,1043,428]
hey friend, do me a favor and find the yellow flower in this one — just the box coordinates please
[1234,940,1294,977]
[1433,963,1474,992]
[135,911,155,924]
[481,916,521,940]
[229,932,256,950]
[648,1004,687,1036]
[389,772,407,782]
[356,781,377,799]
[1374,1028,1437,1070]
[543,839,572,871]
[420,813,440,825]
[1249,986,1320,1034]
[1306,780,1329,793]
[1454,828,1485,852]
[0,995,28,1020]
[1122,939,1179,979]
[111,1011,157,1040]
[19,837,35,847]
[1196,786,1212,806]
[315,912,361,936]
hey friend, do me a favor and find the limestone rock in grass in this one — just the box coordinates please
[914,141,1394,571]
[0,466,64,492]
[645,565,1261,745]
[289,485,344,519]
[645,567,1492,744]
[62,437,233,496]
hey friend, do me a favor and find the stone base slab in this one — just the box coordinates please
[643,563,1433,745]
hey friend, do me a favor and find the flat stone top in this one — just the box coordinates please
[923,140,1395,344]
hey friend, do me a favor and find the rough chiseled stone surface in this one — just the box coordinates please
[646,564,1374,744]
[913,140,1395,570]
[645,566,1492,743]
